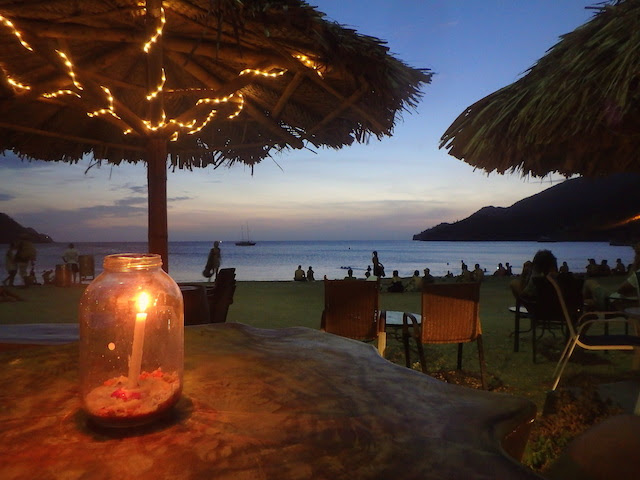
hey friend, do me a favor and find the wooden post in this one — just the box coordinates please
[145,0,168,272]
[147,137,169,272]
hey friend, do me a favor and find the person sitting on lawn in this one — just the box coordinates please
[408,270,422,291]
[294,265,306,282]
[387,270,404,292]
[422,268,435,284]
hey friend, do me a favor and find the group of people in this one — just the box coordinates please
[585,257,629,277]
[458,261,486,283]
[509,243,640,310]
[294,265,315,282]
[3,236,38,288]
[492,262,513,276]
[2,239,81,288]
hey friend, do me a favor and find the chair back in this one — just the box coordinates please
[419,282,481,344]
[321,279,381,341]
[546,274,584,337]
[527,274,583,328]
[207,268,236,323]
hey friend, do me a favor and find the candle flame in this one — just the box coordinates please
[136,292,150,312]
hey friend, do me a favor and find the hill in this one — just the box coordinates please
[0,212,54,244]
[413,174,640,242]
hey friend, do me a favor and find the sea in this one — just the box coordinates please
[6,240,636,283]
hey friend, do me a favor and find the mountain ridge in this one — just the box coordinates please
[0,212,54,244]
[413,174,640,243]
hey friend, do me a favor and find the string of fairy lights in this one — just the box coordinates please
[0,4,324,143]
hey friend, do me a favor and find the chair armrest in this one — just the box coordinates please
[378,310,387,333]
[576,311,634,333]
[402,312,420,329]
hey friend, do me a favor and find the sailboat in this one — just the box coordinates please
[235,223,256,246]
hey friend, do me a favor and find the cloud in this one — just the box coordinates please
[115,196,147,207]
[14,201,149,242]
[0,192,15,202]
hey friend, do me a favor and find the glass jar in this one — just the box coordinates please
[79,253,183,427]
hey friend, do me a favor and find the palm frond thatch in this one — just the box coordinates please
[0,0,431,169]
[0,0,431,267]
[439,0,640,178]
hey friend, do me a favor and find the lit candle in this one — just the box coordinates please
[128,292,150,388]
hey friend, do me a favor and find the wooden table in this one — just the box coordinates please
[0,323,541,479]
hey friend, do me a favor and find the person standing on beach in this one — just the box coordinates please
[3,242,18,287]
[62,243,80,284]
[203,241,221,281]
[14,235,37,287]
[372,251,385,277]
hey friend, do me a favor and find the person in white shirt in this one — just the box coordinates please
[62,243,80,283]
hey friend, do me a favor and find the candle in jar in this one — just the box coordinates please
[128,292,150,388]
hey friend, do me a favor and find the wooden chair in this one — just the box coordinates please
[321,278,386,356]
[180,268,236,325]
[547,274,640,391]
[207,268,236,323]
[402,282,487,389]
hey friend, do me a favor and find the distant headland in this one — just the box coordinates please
[414,173,640,243]
[0,212,53,243]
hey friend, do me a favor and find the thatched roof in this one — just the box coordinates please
[439,0,640,178]
[0,0,431,169]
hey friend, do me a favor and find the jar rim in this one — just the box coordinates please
[103,253,163,271]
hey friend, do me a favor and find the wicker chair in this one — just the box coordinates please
[321,278,386,356]
[402,282,487,389]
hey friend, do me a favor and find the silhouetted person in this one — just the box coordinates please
[14,235,37,288]
[203,241,221,281]
[294,265,306,281]
[387,270,404,292]
[472,264,484,283]
[422,268,435,284]
[62,243,80,283]
[2,242,17,287]
[372,251,385,277]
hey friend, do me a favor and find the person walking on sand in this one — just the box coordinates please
[14,235,37,287]
[2,242,18,287]
[62,243,80,284]
[372,251,385,277]
[203,241,222,281]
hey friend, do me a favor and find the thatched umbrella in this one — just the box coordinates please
[440,0,640,178]
[0,0,431,270]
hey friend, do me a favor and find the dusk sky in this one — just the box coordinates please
[0,1,596,243]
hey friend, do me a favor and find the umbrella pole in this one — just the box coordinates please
[147,137,169,272]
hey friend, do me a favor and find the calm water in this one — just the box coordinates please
[3,240,635,283]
